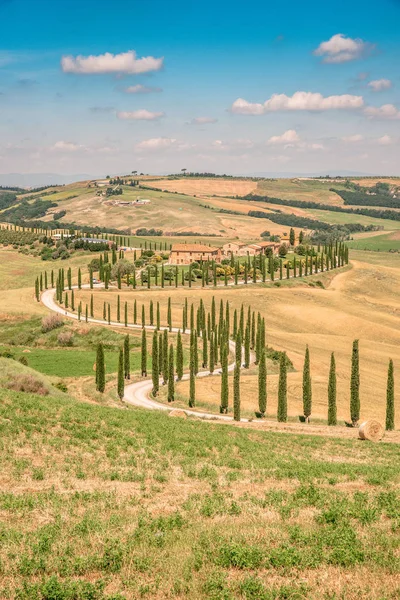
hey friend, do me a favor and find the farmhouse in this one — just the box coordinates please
[223,241,280,257]
[169,244,222,265]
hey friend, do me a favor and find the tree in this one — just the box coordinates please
[244,322,250,368]
[350,339,360,426]
[163,329,169,383]
[141,329,147,377]
[278,244,287,258]
[167,297,172,331]
[176,330,183,381]
[233,363,241,421]
[167,345,175,402]
[258,347,267,417]
[209,332,215,374]
[189,340,196,407]
[78,268,82,289]
[202,329,208,368]
[95,343,105,393]
[152,330,159,396]
[117,348,124,400]
[328,352,337,426]
[302,345,312,422]
[277,353,287,422]
[299,230,304,244]
[220,345,229,413]
[386,359,395,431]
[124,334,130,379]
[289,228,295,246]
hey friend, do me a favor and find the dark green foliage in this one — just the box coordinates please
[163,329,169,383]
[124,334,130,379]
[176,330,183,381]
[277,352,287,422]
[117,348,124,400]
[220,345,229,414]
[328,352,337,426]
[302,345,312,421]
[95,343,105,393]
[258,348,267,417]
[386,359,395,431]
[141,329,147,377]
[152,330,159,396]
[167,344,175,402]
[189,339,196,407]
[233,363,241,421]
[350,339,360,426]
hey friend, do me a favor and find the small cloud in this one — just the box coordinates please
[136,137,177,150]
[52,140,85,152]
[368,79,392,92]
[190,116,218,125]
[61,50,164,75]
[123,84,162,94]
[377,135,394,145]
[342,134,364,142]
[117,109,164,121]
[89,106,115,113]
[364,104,400,119]
[268,129,300,144]
[314,33,373,63]
[231,91,363,115]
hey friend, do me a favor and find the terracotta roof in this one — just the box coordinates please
[258,241,279,247]
[171,244,220,252]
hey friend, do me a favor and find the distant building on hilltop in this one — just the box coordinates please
[169,244,221,265]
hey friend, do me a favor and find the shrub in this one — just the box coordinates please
[6,374,49,396]
[55,381,68,393]
[18,356,28,366]
[216,541,263,569]
[41,314,64,333]
[57,331,74,346]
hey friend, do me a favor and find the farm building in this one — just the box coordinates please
[222,241,280,257]
[169,244,222,265]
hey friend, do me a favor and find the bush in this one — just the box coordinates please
[41,314,64,333]
[57,331,74,346]
[18,356,28,366]
[6,374,49,396]
[55,381,68,392]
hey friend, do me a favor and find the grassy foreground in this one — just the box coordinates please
[0,382,399,599]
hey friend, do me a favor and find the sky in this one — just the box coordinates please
[1,0,400,177]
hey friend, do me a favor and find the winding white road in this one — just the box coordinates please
[41,285,251,422]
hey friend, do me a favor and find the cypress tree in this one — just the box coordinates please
[211,296,216,329]
[116,295,120,322]
[124,334,130,379]
[141,328,147,376]
[141,304,145,328]
[233,309,237,338]
[244,322,250,368]
[190,303,194,332]
[209,332,215,374]
[176,330,183,381]
[152,330,159,396]
[302,345,312,422]
[117,348,124,400]
[90,294,94,318]
[78,268,82,289]
[35,277,40,301]
[183,298,188,333]
[124,302,128,327]
[189,340,196,408]
[90,267,94,289]
[95,343,105,393]
[202,329,208,368]
[67,267,71,289]
[251,311,256,349]
[149,300,154,325]
[258,347,267,417]
[39,272,43,292]
[386,359,395,431]
[233,363,241,421]
[220,345,229,413]
[158,332,163,382]
[85,304,88,322]
[239,304,244,339]
[107,303,111,325]
[235,332,242,367]
[51,270,54,288]
[163,329,169,383]
[44,271,48,289]
[156,302,160,331]
[167,345,175,402]
[78,302,82,321]
[277,353,288,422]
[193,330,199,374]
[168,297,172,331]
[328,352,337,426]
[350,339,360,426]
[71,289,75,311]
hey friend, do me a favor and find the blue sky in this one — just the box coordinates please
[1,0,400,176]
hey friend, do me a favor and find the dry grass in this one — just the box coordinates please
[146,177,259,197]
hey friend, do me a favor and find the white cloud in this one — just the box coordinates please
[117,110,164,121]
[314,34,371,63]
[364,104,400,119]
[231,91,363,114]
[190,117,218,125]
[231,98,265,115]
[136,137,177,150]
[61,50,163,75]
[52,140,85,152]
[123,84,162,94]
[342,134,364,142]
[268,129,300,144]
[377,135,394,146]
[368,79,392,92]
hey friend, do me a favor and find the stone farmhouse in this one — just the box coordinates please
[222,241,280,257]
[169,244,222,265]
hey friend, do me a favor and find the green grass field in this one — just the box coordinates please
[347,233,400,252]
[305,208,400,230]
[0,383,398,599]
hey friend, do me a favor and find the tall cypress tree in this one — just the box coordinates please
[209,332,215,374]
[156,302,161,331]
[152,330,159,396]
[149,300,154,325]
[117,348,124,400]
[302,345,312,422]
[244,322,250,368]
[220,345,229,413]
[163,329,169,383]
[189,340,196,408]
[141,304,145,328]
[95,342,105,393]
[167,297,172,331]
[193,330,199,374]
[141,328,147,377]
[277,353,287,422]
[124,334,130,379]
[258,347,267,417]
[233,363,241,421]
[350,339,360,426]
[202,329,208,368]
[78,268,82,290]
[176,330,183,381]
[328,352,337,426]
[158,332,163,383]
[117,295,121,322]
[386,359,395,431]
[90,294,94,318]
[71,289,75,311]
[167,345,175,402]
